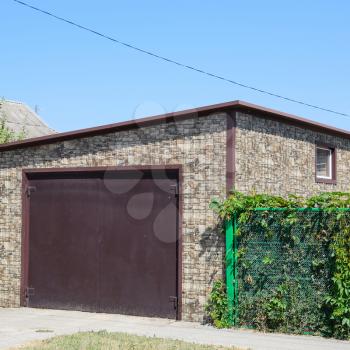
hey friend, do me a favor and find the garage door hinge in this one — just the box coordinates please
[25,287,35,303]
[26,186,36,198]
[169,296,178,310]
[170,184,179,196]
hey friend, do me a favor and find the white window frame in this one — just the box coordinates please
[316,146,333,180]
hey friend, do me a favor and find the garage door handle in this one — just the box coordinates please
[169,296,178,310]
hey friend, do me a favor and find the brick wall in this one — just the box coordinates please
[0,113,227,321]
[2,108,350,322]
[235,111,350,196]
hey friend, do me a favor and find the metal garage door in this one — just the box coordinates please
[22,168,179,319]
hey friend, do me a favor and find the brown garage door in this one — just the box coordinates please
[23,168,179,319]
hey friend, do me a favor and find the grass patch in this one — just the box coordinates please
[16,331,244,350]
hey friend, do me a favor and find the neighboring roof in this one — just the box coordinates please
[0,99,56,138]
[0,100,349,152]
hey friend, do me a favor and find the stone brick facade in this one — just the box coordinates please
[0,113,227,321]
[235,111,350,196]
[1,107,350,322]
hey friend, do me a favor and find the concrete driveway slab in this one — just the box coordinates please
[0,308,349,350]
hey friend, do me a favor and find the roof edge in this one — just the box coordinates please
[0,100,349,152]
[234,100,350,138]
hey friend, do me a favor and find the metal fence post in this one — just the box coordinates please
[225,218,234,325]
[233,213,238,325]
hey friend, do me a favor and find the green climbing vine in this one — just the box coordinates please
[205,280,231,329]
[207,191,350,340]
[324,213,350,339]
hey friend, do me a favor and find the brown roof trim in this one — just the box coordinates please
[234,101,350,138]
[1,100,350,152]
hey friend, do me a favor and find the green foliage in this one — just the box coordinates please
[0,118,26,143]
[210,191,299,221]
[324,213,350,339]
[210,191,350,222]
[263,284,288,329]
[0,100,26,143]
[306,192,350,209]
[0,118,16,144]
[236,210,330,335]
[205,280,231,329]
[210,191,350,339]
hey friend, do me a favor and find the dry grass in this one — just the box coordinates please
[15,331,244,350]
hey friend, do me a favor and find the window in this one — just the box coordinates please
[316,145,336,182]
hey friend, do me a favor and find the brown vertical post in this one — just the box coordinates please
[21,171,29,306]
[226,110,236,195]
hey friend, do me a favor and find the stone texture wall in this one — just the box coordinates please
[235,111,350,196]
[0,113,227,322]
[3,108,350,322]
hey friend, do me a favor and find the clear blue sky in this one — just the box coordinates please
[1,1,349,132]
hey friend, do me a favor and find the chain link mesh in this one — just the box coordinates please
[234,209,347,334]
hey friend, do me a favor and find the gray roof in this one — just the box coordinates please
[0,99,56,138]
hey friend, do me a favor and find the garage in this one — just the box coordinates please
[1,102,230,322]
[21,167,180,319]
